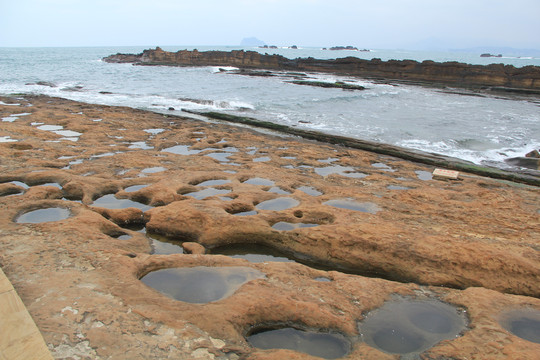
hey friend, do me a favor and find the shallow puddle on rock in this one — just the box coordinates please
[315,165,367,178]
[318,157,339,163]
[253,156,271,162]
[387,185,412,190]
[195,179,231,186]
[315,277,332,282]
[205,152,232,162]
[324,199,381,213]
[148,233,185,255]
[140,266,264,303]
[92,194,152,211]
[7,181,30,189]
[415,170,433,181]
[256,197,300,211]
[37,124,63,131]
[161,144,201,155]
[297,186,322,196]
[124,184,148,192]
[247,327,350,359]
[184,188,231,200]
[372,162,395,172]
[129,141,154,150]
[35,182,62,189]
[210,243,295,263]
[144,128,165,135]
[140,167,166,174]
[359,298,467,356]
[54,130,82,138]
[499,308,540,344]
[0,136,18,143]
[272,222,319,231]
[16,207,71,223]
[268,187,291,195]
[233,210,258,216]
[243,177,275,186]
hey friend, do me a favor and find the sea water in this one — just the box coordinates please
[0,46,539,171]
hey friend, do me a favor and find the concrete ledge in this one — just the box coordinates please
[0,268,52,360]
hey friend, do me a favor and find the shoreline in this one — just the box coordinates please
[1,95,539,359]
[182,109,540,186]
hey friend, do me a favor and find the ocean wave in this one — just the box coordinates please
[177,97,254,111]
[397,138,540,167]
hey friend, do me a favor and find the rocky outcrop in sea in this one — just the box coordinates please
[103,47,540,91]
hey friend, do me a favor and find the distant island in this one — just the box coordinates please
[480,53,503,58]
[323,46,371,52]
[103,47,540,92]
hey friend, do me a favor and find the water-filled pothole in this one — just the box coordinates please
[140,266,264,303]
[268,187,291,195]
[272,222,319,231]
[92,194,152,211]
[372,162,395,172]
[315,165,367,178]
[124,184,148,193]
[324,199,381,213]
[16,207,71,223]
[148,232,185,255]
[256,198,300,211]
[195,179,231,186]
[161,144,201,155]
[247,327,350,359]
[387,185,411,190]
[206,152,232,162]
[359,298,467,356]
[233,210,258,216]
[8,181,30,189]
[35,182,62,189]
[184,188,231,200]
[415,170,433,181]
[210,243,295,263]
[499,308,540,344]
[296,186,323,196]
[253,156,271,162]
[243,177,275,186]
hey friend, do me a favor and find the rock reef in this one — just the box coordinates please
[1,95,539,359]
[103,47,540,91]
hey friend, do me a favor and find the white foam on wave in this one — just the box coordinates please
[397,138,540,166]
[210,66,239,73]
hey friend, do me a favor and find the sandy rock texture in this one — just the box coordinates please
[0,95,539,359]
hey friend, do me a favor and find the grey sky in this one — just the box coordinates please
[1,0,539,49]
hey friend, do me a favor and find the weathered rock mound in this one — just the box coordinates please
[103,47,540,90]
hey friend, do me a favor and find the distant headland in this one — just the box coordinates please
[103,47,540,91]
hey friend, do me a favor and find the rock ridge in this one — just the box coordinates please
[103,47,540,90]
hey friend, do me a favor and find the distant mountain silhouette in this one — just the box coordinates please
[241,37,266,47]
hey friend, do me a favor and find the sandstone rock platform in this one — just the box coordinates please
[0,95,539,359]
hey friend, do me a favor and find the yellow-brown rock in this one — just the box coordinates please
[0,95,539,359]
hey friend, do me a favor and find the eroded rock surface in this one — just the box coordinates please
[1,95,539,359]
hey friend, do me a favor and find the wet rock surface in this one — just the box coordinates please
[0,95,539,359]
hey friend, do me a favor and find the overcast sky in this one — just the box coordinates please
[1,0,539,49]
